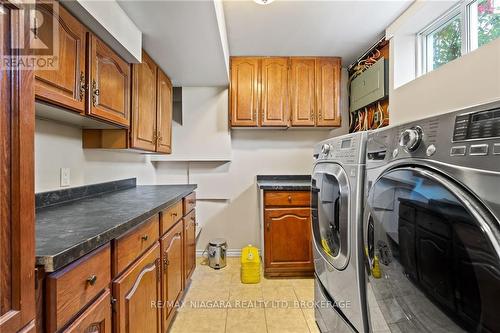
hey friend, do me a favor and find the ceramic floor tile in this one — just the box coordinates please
[289,278,314,290]
[262,286,298,304]
[226,308,267,333]
[294,287,314,302]
[265,308,310,333]
[302,307,321,333]
[170,308,227,333]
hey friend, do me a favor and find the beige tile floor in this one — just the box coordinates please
[170,257,320,333]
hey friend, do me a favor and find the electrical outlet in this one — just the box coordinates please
[60,168,70,187]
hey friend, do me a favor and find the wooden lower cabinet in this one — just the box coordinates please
[62,289,112,333]
[263,191,313,278]
[113,243,161,333]
[160,222,184,331]
[183,211,197,282]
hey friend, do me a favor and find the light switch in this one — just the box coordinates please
[60,168,70,187]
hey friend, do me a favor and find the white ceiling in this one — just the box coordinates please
[119,0,412,86]
[118,0,228,86]
[223,0,412,65]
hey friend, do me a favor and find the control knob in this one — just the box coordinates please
[399,127,423,152]
[321,144,331,155]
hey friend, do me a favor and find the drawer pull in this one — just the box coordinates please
[141,235,149,241]
[288,195,292,202]
[171,212,178,217]
[86,275,97,286]
[188,199,195,204]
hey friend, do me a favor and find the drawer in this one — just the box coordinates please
[183,192,196,215]
[160,200,183,235]
[113,214,159,276]
[46,244,111,333]
[62,289,112,333]
[264,191,311,207]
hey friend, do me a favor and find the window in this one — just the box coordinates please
[419,0,500,74]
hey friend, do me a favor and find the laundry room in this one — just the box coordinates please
[1,0,499,332]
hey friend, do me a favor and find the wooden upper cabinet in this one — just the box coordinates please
[131,51,158,151]
[35,3,87,113]
[113,243,161,333]
[290,58,316,126]
[230,57,259,127]
[156,69,173,154]
[0,2,35,331]
[87,34,130,127]
[261,58,289,127]
[316,57,341,127]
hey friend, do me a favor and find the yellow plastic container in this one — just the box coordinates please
[240,244,261,284]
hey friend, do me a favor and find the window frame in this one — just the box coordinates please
[417,0,497,75]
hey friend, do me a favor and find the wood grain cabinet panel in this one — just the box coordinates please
[156,69,173,154]
[261,57,289,127]
[183,192,196,215]
[290,58,316,126]
[35,2,87,113]
[87,34,130,127]
[316,57,341,127]
[113,215,159,276]
[183,210,196,282]
[130,51,158,151]
[113,243,161,333]
[46,244,111,332]
[229,57,260,127]
[264,191,311,207]
[62,289,112,333]
[160,222,184,331]
[160,201,183,235]
[264,208,313,277]
[0,2,35,331]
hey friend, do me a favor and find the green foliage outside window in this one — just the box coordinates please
[478,0,500,47]
[431,16,462,70]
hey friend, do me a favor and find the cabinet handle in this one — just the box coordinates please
[92,80,99,107]
[171,212,178,217]
[157,130,162,142]
[86,274,97,286]
[288,195,292,202]
[163,251,170,270]
[318,110,322,120]
[152,127,157,142]
[79,72,85,101]
[266,222,270,231]
[141,235,149,241]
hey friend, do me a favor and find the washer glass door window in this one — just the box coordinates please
[364,167,500,333]
[312,163,350,270]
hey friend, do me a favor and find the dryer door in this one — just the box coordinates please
[312,163,350,270]
[363,166,500,333]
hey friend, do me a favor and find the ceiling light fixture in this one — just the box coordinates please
[254,0,275,5]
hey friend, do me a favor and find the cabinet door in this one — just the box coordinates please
[63,289,112,333]
[0,2,36,332]
[113,243,161,333]
[156,69,173,154]
[160,222,183,330]
[315,58,341,127]
[229,57,259,127]
[35,3,87,113]
[183,211,196,282]
[130,50,157,151]
[261,57,289,127]
[290,58,315,126]
[264,208,313,273]
[88,34,130,127]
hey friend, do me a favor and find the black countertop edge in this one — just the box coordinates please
[256,175,311,182]
[36,178,137,209]
[36,185,196,272]
[256,175,312,191]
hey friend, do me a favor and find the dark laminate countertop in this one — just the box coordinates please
[256,175,311,191]
[36,179,196,272]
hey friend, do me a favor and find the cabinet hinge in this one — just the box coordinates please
[111,297,117,313]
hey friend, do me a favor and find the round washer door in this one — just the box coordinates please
[364,166,500,333]
[312,162,350,270]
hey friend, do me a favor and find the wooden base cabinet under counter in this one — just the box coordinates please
[263,191,314,278]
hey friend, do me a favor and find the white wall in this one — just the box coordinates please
[36,74,349,253]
